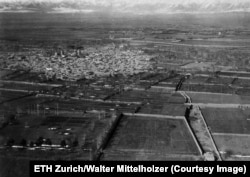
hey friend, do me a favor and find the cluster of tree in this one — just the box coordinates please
[5,136,79,148]
[175,77,185,91]
[185,105,193,120]
[60,138,79,148]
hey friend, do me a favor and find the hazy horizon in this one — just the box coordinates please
[1,0,250,14]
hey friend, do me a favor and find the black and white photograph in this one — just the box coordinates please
[0,0,250,176]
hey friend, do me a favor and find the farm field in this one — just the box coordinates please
[38,99,138,113]
[187,92,250,104]
[200,107,250,160]
[0,90,30,103]
[201,108,250,134]
[181,84,234,94]
[220,71,250,78]
[213,134,250,160]
[139,103,186,116]
[187,76,234,85]
[184,76,250,96]
[149,86,175,92]
[102,115,201,160]
[232,78,250,87]
[167,92,185,104]
[109,89,185,104]
[1,70,47,83]
[159,75,183,85]
[0,89,140,115]
[102,149,202,161]
[185,76,209,84]
[0,82,55,92]
[236,88,250,96]
[155,82,176,88]
[0,112,117,160]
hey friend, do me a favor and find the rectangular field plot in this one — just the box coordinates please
[0,82,54,92]
[0,90,29,103]
[40,99,138,113]
[139,103,186,116]
[103,115,201,160]
[213,134,250,160]
[187,92,250,104]
[161,75,183,85]
[201,108,250,134]
[2,70,45,82]
[186,76,233,85]
[232,78,250,87]
[139,73,170,82]
[155,83,176,88]
[185,76,209,84]
[182,84,234,94]
[110,90,185,105]
[220,71,250,78]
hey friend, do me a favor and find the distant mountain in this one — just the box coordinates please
[0,0,250,13]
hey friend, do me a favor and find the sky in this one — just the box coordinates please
[0,0,250,14]
[0,0,248,4]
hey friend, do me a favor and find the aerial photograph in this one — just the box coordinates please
[1,0,250,176]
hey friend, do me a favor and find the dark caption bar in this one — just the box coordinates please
[30,161,249,177]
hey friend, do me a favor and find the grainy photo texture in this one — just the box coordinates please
[0,0,250,176]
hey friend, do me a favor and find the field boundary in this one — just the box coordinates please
[182,116,203,156]
[150,86,175,90]
[123,113,185,120]
[195,74,250,80]
[0,87,30,93]
[36,94,142,105]
[179,91,191,103]
[0,80,62,87]
[199,109,222,161]
[185,103,250,108]
[213,132,250,137]
[186,90,234,96]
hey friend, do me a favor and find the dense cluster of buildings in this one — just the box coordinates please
[0,44,153,81]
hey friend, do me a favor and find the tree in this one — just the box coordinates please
[72,138,79,147]
[185,107,190,119]
[45,138,52,146]
[6,138,15,147]
[29,141,34,147]
[60,140,66,147]
[35,136,44,146]
[20,139,27,147]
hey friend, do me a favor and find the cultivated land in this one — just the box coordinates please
[213,134,250,160]
[180,71,250,160]
[201,108,250,134]
[187,92,250,105]
[199,107,250,160]
[102,115,201,160]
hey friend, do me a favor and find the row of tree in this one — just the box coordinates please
[5,136,79,148]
